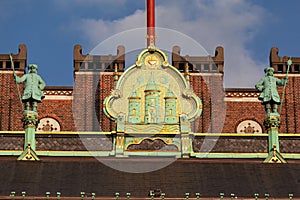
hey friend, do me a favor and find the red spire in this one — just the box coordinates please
[147,0,155,46]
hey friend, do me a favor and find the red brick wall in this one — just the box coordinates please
[73,72,99,131]
[0,71,76,131]
[190,74,210,133]
[223,102,265,133]
[190,74,225,133]
[39,99,75,131]
[279,76,299,133]
[293,76,300,133]
[0,71,24,131]
[73,72,115,132]
[98,73,116,132]
[1,71,300,134]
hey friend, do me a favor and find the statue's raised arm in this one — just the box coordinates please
[14,64,46,113]
[255,67,287,117]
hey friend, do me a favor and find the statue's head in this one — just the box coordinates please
[264,67,274,76]
[28,64,38,73]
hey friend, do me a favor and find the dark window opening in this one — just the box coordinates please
[179,63,185,72]
[212,64,218,72]
[203,64,209,72]
[277,64,283,72]
[93,62,101,70]
[88,62,94,70]
[0,61,3,69]
[294,64,299,72]
[105,63,111,71]
[79,62,85,70]
[14,61,20,69]
[188,63,193,71]
[6,61,11,69]
[195,64,201,72]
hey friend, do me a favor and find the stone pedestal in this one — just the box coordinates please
[263,113,286,163]
[18,110,39,161]
[22,111,39,150]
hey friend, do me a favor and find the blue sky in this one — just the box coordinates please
[0,0,299,88]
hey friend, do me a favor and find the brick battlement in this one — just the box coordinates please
[172,46,224,73]
[73,44,125,73]
[0,44,27,71]
[270,47,300,73]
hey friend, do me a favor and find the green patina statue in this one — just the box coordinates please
[14,64,46,112]
[255,66,288,116]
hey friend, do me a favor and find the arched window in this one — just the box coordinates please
[236,120,262,134]
[37,117,61,132]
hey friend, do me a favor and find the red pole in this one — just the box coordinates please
[147,0,155,46]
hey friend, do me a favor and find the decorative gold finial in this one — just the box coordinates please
[270,144,280,163]
[146,34,158,51]
[113,63,119,88]
[184,63,190,86]
[273,144,277,157]
[24,143,34,160]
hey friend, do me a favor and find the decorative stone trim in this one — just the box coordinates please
[43,90,73,96]
[236,120,263,134]
[37,118,61,132]
[226,91,259,98]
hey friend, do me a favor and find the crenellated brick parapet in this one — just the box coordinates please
[73,44,125,74]
[0,44,27,71]
[270,47,300,74]
[172,45,224,73]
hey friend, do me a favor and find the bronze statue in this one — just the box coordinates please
[14,64,46,112]
[255,66,288,116]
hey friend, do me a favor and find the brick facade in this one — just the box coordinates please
[0,44,300,153]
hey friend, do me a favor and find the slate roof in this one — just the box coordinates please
[0,158,299,198]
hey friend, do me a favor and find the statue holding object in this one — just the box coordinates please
[255,59,291,163]
[13,63,46,113]
[10,55,46,160]
[255,60,292,117]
